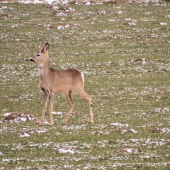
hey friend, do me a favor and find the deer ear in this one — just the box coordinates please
[41,43,49,53]
[40,43,45,52]
[44,43,49,51]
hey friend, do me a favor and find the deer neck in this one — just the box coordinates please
[38,60,49,78]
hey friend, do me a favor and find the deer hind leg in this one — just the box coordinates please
[39,89,49,125]
[63,91,75,124]
[49,92,54,125]
[77,90,93,123]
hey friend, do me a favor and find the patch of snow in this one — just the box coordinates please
[152,108,169,112]
[160,128,170,133]
[62,124,86,131]
[121,128,138,134]
[92,131,109,135]
[128,23,136,26]
[37,129,47,133]
[126,148,134,153]
[52,111,62,115]
[43,119,50,125]
[125,18,131,21]
[54,147,78,154]
[85,2,91,5]
[1,0,70,5]
[130,129,138,133]
[3,113,11,116]
[20,133,30,137]
[118,148,142,154]
[109,122,129,127]
[58,148,75,154]
[15,143,24,150]
[160,22,166,25]
[116,11,123,14]
[108,19,115,22]
[4,113,38,123]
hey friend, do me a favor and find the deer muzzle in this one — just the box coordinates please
[30,58,34,62]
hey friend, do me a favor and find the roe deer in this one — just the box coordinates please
[30,43,93,125]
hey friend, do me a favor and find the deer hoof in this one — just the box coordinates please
[39,121,43,125]
[63,120,67,124]
[50,122,53,125]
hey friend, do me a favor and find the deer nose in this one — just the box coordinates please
[30,58,34,62]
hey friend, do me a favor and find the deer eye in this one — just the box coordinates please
[37,54,40,56]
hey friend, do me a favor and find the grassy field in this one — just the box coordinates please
[0,1,170,169]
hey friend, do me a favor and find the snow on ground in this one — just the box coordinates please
[3,112,38,123]
[1,0,68,4]
[0,0,165,5]
[54,147,77,154]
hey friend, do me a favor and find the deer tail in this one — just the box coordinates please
[81,72,84,84]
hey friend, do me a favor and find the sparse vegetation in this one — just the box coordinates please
[0,0,170,169]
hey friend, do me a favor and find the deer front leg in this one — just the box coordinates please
[49,92,54,125]
[39,90,49,125]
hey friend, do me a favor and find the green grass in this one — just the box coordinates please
[1,1,170,169]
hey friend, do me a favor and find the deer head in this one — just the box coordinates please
[30,43,49,65]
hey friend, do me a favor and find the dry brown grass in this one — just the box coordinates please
[150,127,170,133]
[4,113,37,121]
[0,0,166,3]
[0,0,14,2]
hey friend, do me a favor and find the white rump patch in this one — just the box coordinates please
[81,72,84,83]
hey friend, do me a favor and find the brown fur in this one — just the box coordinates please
[30,43,93,125]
